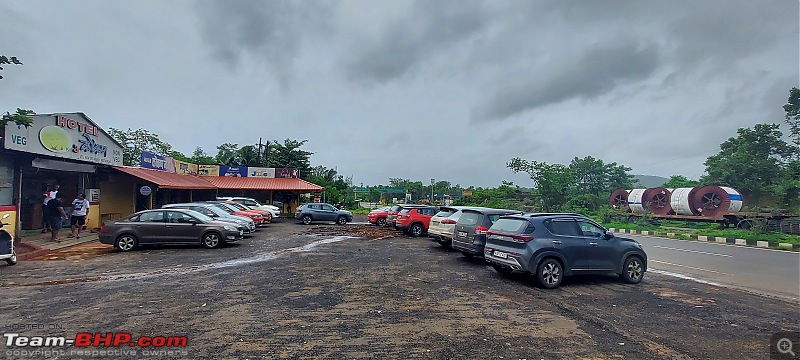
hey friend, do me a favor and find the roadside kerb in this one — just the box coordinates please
[606,228,800,251]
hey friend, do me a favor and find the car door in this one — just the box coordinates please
[320,204,337,221]
[545,218,590,271]
[578,219,618,271]
[134,211,166,244]
[165,211,202,243]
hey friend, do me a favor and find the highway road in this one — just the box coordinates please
[624,233,800,300]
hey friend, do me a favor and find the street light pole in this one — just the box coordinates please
[431,178,435,205]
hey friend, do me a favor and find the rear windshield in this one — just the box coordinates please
[458,211,481,226]
[390,205,400,212]
[487,214,503,223]
[490,218,528,233]
[400,209,411,213]
[435,209,456,217]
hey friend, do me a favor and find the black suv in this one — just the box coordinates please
[451,208,521,257]
[483,213,647,289]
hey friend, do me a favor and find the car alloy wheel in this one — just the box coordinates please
[622,257,644,284]
[410,224,423,237]
[301,215,312,225]
[537,259,562,289]
[115,235,137,252]
[337,216,347,225]
[5,252,16,265]
[376,218,386,227]
[202,232,221,249]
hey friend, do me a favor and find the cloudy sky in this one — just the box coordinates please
[1,0,798,187]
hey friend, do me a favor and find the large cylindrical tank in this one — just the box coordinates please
[670,187,700,215]
[692,186,743,217]
[628,189,648,214]
[609,189,631,210]
[643,187,673,215]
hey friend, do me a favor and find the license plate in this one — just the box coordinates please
[492,250,508,259]
[458,231,467,238]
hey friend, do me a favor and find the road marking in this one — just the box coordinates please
[648,269,723,287]
[650,260,729,275]
[623,233,798,254]
[651,245,732,257]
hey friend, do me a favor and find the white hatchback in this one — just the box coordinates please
[428,206,471,248]
[218,197,281,219]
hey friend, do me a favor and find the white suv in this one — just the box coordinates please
[217,197,280,219]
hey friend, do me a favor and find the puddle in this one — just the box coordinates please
[2,236,354,287]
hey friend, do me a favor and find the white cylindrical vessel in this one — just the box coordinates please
[670,187,697,215]
[628,189,647,214]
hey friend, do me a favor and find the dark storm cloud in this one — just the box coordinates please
[472,41,661,122]
[195,0,333,89]
[341,0,488,84]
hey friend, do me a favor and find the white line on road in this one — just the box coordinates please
[649,269,723,287]
[651,245,732,257]
[650,260,730,275]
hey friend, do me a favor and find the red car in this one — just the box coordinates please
[368,206,390,226]
[225,201,272,224]
[209,202,266,226]
[395,206,438,237]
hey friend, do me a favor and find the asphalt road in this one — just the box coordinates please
[625,233,800,300]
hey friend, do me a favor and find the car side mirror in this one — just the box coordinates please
[188,218,198,225]
[603,232,614,240]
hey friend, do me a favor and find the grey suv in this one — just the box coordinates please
[451,208,521,257]
[295,203,353,225]
[483,213,647,289]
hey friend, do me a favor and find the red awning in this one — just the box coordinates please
[204,177,324,191]
[113,167,217,189]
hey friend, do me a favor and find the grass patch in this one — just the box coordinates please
[349,208,371,215]
[602,220,800,245]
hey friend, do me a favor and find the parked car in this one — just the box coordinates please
[224,201,272,223]
[205,202,267,226]
[99,209,244,251]
[162,203,256,233]
[368,206,391,226]
[483,213,648,289]
[428,206,473,248]
[218,197,280,219]
[295,203,353,225]
[396,206,438,236]
[387,204,425,229]
[451,208,521,257]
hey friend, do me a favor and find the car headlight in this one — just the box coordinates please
[224,225,237,231]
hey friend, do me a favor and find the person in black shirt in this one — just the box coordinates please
[46,193,68,243]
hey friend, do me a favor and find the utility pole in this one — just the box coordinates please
[431,178,435,205]
[256,138,262,165]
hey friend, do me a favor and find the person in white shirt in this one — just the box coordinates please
[41,184,59,233]
[69,193,90,239]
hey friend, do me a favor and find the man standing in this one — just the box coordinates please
[41,184,59,233]
[46,193,68,243]
[69,193,90,239]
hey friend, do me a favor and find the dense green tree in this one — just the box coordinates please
[236,145,260,166]
[508,158,574,211]
[108,128,177,166]
[1,108,34,128]
[662,175,699,188]
[190,147,216,165]
[701,123,792,200]
[214,143,239,165]
[783,87,800,153]
[269,139,313,179]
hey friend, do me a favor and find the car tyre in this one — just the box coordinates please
[493,265,512,276]
[201,232,222,249]
[115,234,138,252]
[410,223,424,237]
[301,215,312,225]
[376,218,386,227]
[5,252,17,265]
[336,216,347,225]
[621,256,644,284]
[535,258,563,289]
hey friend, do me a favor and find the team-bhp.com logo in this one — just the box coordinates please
[4,332,188,357]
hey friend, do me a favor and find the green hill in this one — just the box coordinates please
[632,175,670,188]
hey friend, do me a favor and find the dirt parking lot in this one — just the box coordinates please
[0,218,797,359]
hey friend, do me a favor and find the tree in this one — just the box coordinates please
[783,87,800,154]
[701,123,792,200]
[1,108,34,128]
[236,145,260,166]
[108,128,177,166]
[190,147,216,165]
[662,175,699,188]
[269,139,313,179]
[214,143,239,165]
[508,158,574,211]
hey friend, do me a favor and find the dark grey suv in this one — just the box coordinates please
[451,208,521,257]
[483,213,647,289]
[295,203,353,225]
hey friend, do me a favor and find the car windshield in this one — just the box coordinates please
[217,203,241,212]
[490,218,528,233]
[203,206,230,217]
[181,209,214,222]
[435,209,456,217]
[228,203,249,211]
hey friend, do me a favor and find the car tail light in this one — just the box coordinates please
[441,219,457,224]
[100,224,108,233]
[476,225,489,235]
[511,234,534,242]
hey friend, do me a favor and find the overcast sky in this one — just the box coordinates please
[1,0,798,187]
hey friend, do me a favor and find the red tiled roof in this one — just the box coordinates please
[204,176,325,191]
[113,167,217,189]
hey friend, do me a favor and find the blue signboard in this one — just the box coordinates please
[219,166,248,177]
[140,151,175,172]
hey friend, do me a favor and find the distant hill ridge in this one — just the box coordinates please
[632,175,670,188]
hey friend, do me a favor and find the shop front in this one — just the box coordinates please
[2,113,123,239]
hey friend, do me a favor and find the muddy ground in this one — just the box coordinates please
[0,217,797,359]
